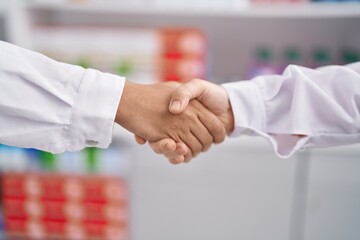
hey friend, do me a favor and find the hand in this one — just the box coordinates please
[169,79,234,134]
[136,79,235,164]
[116,81,226,160]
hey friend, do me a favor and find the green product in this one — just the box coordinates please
[86,147,98,173]
[115,60,133,76]
[285,48,301,64]
[40,151,57,171]
[313,49,331,66]
[76,57,91,69]
[342,49,360,64]
[256,47,273,63]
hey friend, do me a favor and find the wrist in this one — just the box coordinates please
[218,85,234,135]
[115,81,138,128]
[225,102,235,135]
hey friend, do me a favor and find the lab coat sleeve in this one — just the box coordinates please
[222,63,360,158]
[0,41,125,153]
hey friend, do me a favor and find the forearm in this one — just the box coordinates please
[223,63,360,158]
[0,41,125,153]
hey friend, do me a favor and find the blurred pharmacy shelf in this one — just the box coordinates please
[27,1,360,18]
[2,1,360,240]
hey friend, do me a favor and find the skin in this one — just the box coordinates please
[135,79,235,164]
[115,81,226,160]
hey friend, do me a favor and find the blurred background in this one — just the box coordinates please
[0,0,360,239]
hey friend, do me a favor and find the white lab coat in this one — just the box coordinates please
[223,62,360,157]
[1,41,359,157]
[0,41,125,153]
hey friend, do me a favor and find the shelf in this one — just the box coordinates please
[27,1,360,18]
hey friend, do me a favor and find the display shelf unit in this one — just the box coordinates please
[27,1,360,18]
[20,1,360,83]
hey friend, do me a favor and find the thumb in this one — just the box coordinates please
[169,79,206,114]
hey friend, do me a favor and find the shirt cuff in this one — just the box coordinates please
[222,80,266,137]
[68,68,125,151]
[222,80,309,158]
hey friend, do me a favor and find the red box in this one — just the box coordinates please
[2,173,130,239]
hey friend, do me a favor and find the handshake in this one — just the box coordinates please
[115,79,234,164]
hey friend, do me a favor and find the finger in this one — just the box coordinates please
[164,142,188,159]
[135,135,147,145]
[169,159,180,165]
[169,155,185,165]
[176,144,192,163]
[148,138,177,154]
[183,149,193,163]
[180,134,201,159]
[175,142,188,155]
[190,118,213,152]
[195,103,226,144]
[190,100,225,147]
[169,79,207,114]
[167,143,187,165]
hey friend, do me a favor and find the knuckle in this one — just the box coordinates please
[191,78,202,84]
[176,145,187,155]
[164,141,175,152]
[177,87,191,99]
[213,122,225,134]
[151,141,170,154]
[206,133,213,145]
[182,109,193,118]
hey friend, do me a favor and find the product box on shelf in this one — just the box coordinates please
[2,173,129,240]
[246,45,360,78]
[31,25,208,83]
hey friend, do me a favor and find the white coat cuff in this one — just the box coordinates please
[222,81,266,136]
[222,80,309,158]
[69,69,125,151]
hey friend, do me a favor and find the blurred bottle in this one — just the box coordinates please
[39,151,57,171]
[280,47,304,73]
[309,48,332,68]
[247,47,279,79]
[341,48,360,65]
[115,60,133,77]
[85,147,98,173]
[76,57,91,69]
